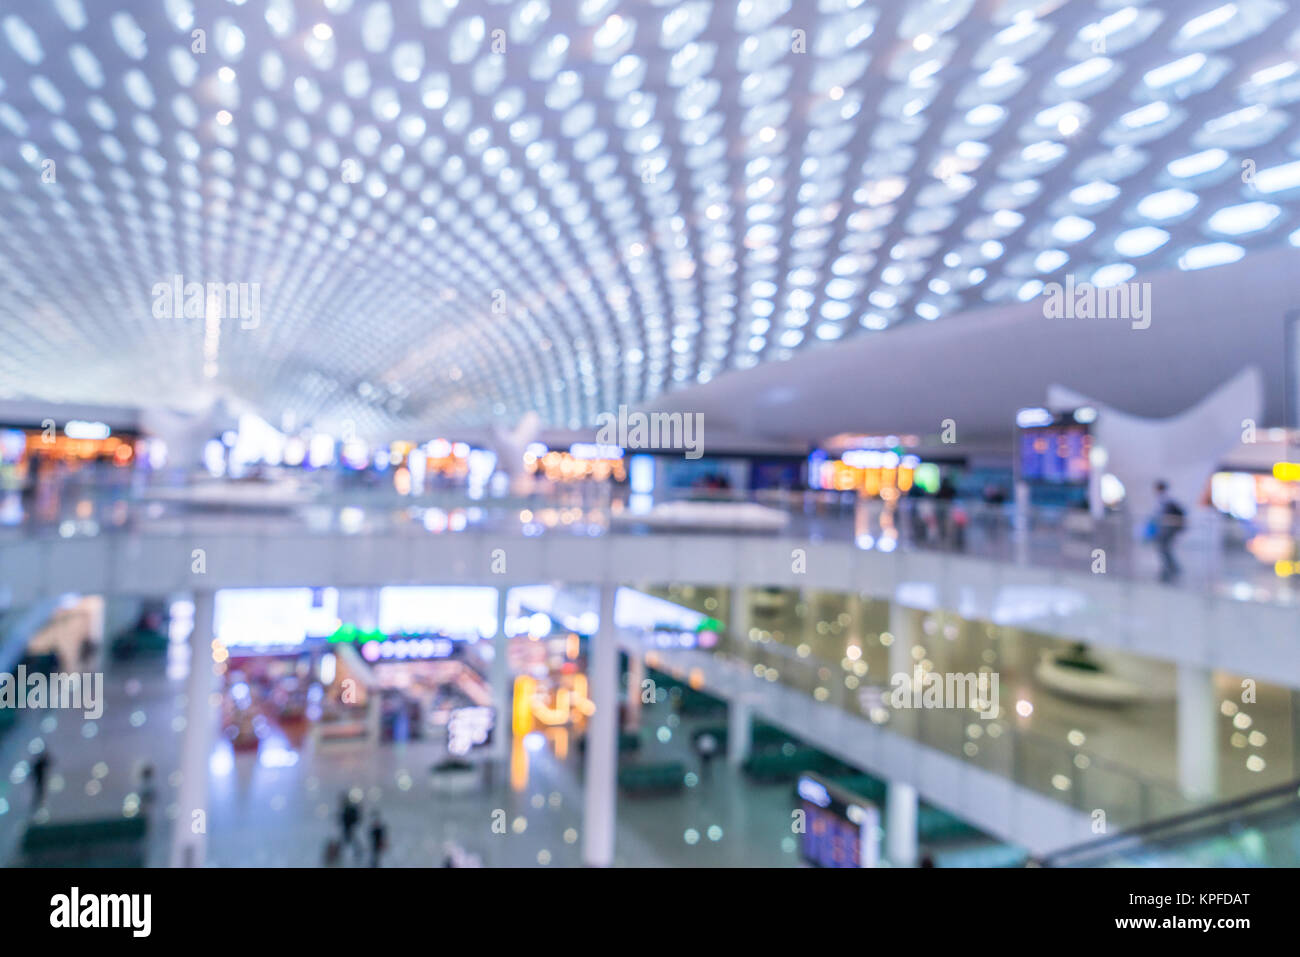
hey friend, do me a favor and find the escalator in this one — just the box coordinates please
[1041,780,1300,867]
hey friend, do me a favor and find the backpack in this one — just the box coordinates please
[1162,501,1186,532]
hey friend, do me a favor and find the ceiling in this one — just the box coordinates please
[649,242,1300,446]
[1,0,1299,439]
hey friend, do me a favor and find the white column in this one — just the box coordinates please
[624,652,644,731]
[885,781,918,868]
[888,602,919,738]
[171,590,215,868]
[730,584,751,660]
[582,584,619,867]
[491,586,512,759]
[727,697,753,766]
[888,602,915,681]
[1177,664,1219,799]
[366,688,381,743]
[1013,480,1031,565]
[846,592,865,647]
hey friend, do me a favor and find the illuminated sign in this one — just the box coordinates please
[447,706,495,755]
[1015,407,1054,429]
[329,623,456,661]
[359,637,454,662]
[215,587,339,648]
[64,420,111,440]
[378,586,499,639]
[568,442,625,460]
[329,623,456,662]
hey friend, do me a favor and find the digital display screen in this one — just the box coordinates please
[378,586,499,639]
[802,800,862,868]
[215,587,339,648]
[797,775,878,868]
[1017,414,1091,486]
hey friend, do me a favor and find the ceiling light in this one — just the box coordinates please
[1114,226,1170,256]
[1253,160,1300,193]
[1135,188,1199,221]
[1166,148,1227,178]
[1206,201,1281,236]
[1178,241,1244,270]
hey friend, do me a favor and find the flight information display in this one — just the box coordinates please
[1017,411,1092,486]
[797,775,879,868]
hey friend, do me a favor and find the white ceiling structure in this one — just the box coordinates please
[654,242,1299,445]
[1,0,1299,440]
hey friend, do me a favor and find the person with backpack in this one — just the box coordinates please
[1150,480,1186,583]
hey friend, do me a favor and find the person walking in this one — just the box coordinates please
[368,811,388,868]
[339,792,362,861]
[31,751,51,808]
[1150,480,1186,583]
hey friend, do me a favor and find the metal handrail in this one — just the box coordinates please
[1040,778,1300,866]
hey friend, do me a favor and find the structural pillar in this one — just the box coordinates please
[171,590,215,868]
[582,583,619,867]
[888,602,916,682]
[1013,480,1031,565]
[888,602,919,736]
[491,586,512,760]
[1177,664,1219,799]
[624,651,644,731]
[885,781,919,868]
[730,584,751,662]
[366,687,381,742]
[727,697,753,766]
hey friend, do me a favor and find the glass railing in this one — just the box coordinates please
[653,637,1193,830]
[1,475,1295,604]
[1041,780,1300,867]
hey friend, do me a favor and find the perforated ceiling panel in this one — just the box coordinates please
[1,0,1299,435]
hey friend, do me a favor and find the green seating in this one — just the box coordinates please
[674,686,725,715]
[918,807,982,843]
[828,773,887,805]
[19,652,58,675]
[822,773,984,843]
[580,730,642,754]
[617,761,686,795]
[20,816,149,867]
[692,722,792,754]
[645,669,726,715]
[743,747,835,782]
[110,626,169,661]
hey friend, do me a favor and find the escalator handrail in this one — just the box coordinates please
[1040,779,1300,866]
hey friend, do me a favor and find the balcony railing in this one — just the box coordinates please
[685,636,1193,831]
[1,477,1296,605]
